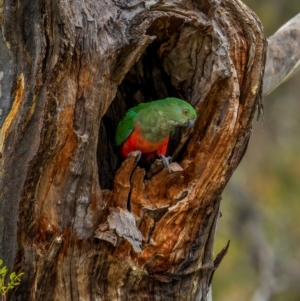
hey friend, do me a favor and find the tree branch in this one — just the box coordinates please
[264,13,300,96]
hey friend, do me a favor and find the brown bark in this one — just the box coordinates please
[0,0,265,300]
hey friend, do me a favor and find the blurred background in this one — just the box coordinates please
[213,1,300,301]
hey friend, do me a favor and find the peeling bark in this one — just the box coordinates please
[0,0,266,300]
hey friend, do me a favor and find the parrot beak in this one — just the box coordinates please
[185,118,196,129]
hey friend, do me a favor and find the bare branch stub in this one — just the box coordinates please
[264,13,300,96]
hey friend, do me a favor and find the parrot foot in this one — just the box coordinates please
[128,150,142,162]
[160,155,172,173]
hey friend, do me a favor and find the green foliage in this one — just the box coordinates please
[0,259,24,300]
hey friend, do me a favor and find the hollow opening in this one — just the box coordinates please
[97,16,205,189]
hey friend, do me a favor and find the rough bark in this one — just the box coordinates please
[0,0,265,300]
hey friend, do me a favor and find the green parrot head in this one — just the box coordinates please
[157,97,197,129]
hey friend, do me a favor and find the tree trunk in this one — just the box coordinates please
[0,0,265,300]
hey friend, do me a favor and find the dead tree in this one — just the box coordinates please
[0,0,267,300]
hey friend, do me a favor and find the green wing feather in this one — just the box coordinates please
[115,103,149,146]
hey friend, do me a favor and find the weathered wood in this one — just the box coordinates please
[0,0,266,300]
[263,13,300,95]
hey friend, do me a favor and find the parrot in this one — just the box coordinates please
[115,97,197,172]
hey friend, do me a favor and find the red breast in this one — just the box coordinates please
[119,128,169,161]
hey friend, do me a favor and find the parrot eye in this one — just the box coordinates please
[182,108,188,115]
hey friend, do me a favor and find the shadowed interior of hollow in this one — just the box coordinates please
[97,41,183,189]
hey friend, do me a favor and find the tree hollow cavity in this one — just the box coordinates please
[97,15,212,189]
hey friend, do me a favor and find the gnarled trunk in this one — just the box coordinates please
[0,0,265,300]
